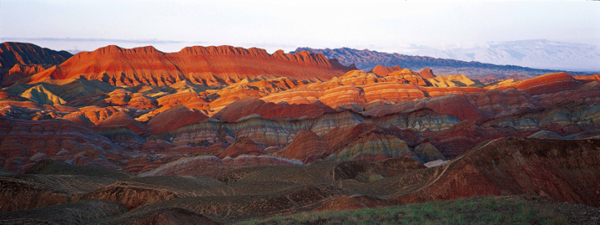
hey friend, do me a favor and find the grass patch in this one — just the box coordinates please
[235,196,567,225]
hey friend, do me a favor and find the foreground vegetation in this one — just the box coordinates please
[236,196,566,225]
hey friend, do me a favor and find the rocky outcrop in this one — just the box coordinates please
[95,111,149,135]
[491,72,582,96]
[0,42,72,87]
[0,42,72,70]
[66,88,157,109]
[427,74,482,87]
[19,84,66,105]
[412,142,445,163]
[370,65,402,76]
[147,105,208,133]
[212,97,334,122]
[321,121,414,162]
[418,68,436,79]
[28,45,352,86]
[274,130,328,163]
[155,91,209,112]
[3,64,45,86]
[364,94,486,121]
[217,138,265,158]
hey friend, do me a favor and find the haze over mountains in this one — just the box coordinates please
[297,40,600,78]
[1,41,600,224]
[407,39,600,72]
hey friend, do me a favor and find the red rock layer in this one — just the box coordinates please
[67,89,157,109]
[574,74,600,81]
[3,64,45,86]
[0,42,71,69]
[61,106,121,126]
[418,68,436,79]
[535,81,600,107]
[217,138,265,158]
[28,45,352,86]
[363,94,486,121]
[370,65,402,76]
[0,117,124,173]
[156,92,209,111]
[492,72,582,96]
[147,105,208,134]
[0,42,72,86]
[94,111,149,135]
[274,130,328,163]
[212,97,335,122]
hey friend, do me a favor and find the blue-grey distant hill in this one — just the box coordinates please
[409,40,600,72]
[293,47,569,78]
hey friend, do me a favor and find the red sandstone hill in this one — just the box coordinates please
[490,72,582,96]
[212,97,335,122]
[575,74,600,82]
[0,42,72,71]
[369,65,402,76]
[147,105,208,133]
[27,45,353,86]
[0,42,72,86]
[418,68,436,79]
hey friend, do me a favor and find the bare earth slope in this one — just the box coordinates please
[0,42,72,86]
[28,45,353,86]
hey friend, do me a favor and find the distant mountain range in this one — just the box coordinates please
[294,47,565,79]
[408,40,600,72]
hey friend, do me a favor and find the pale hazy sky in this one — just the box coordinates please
[1,0,599,53]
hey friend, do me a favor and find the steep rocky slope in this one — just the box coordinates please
[28,45,353,86]
[0,42,72,86]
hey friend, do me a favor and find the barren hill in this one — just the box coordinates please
[0,42,72,86]
[28,45,353,86]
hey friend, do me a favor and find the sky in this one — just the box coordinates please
[1,0,599,54]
